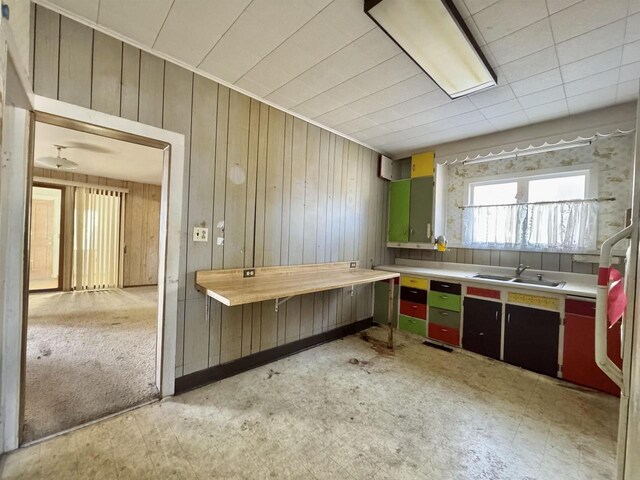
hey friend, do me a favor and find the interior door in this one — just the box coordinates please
[28,186,62,291]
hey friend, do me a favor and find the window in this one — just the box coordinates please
[462,165,598,251]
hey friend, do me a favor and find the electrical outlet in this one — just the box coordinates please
[243,269,255,278]
[193,227,209,242]
[350,262,357,268]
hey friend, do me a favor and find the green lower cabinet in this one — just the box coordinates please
[428,306,461,329]
[388,179,410,242]
[428,292,461,312]
[399,314,427,337]
[373,281,399,326]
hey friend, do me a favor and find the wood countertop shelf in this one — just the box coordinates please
[195,262,400,307]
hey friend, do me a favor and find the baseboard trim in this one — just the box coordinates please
[175,317,374,394]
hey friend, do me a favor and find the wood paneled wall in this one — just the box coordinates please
[32,6,391,377]
[33,167,161,287]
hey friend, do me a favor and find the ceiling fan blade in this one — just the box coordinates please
[64,141,115,154]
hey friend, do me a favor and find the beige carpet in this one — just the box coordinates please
[24,287,159,443]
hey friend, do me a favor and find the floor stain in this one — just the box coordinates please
[359,332,398,357]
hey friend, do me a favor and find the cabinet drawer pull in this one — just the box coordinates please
[441,284,450,288]
[411,305,417,308]
[440,295,448,299]
[507,313,511,323]
[478,332,484,336]
[495,311,499,320]
[442,328,448,332]
[440,311,448,316]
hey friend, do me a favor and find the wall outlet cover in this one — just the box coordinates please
[350,262,357,268]
[193,227,209,242]
[243,269,255,278]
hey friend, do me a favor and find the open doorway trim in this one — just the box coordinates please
[16,95,184,445]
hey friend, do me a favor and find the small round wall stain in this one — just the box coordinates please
[229,164,246,185]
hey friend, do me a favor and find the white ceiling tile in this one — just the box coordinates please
[500,47,559,83]
[50,0,99,22]
[488,110,529,130]
[510,68,563,97]
[335,116,377,135]
[292,100,335,120]
[365,108,403,125]
[98,0,174,46]
[390,89,452,118]
[561,48,623,83]
[314,106,362,127]
[465,16,487,46]
[524,98,569,122]
[567,85,618,114]
[237,0,376,94]
[343,56,422,99]
[517,85,566,108]
[546,0,582,15]
[555,20,626,64]
[354,124,393,141]
[406,99,478,126]
[627,13,640,44]
[266,28,399,108]
[198,0,332,83]
[616,80,640,103]
[469,84,514,108]
[620,61,640,82]
[623,40,640,65]
[487,19,554,66]
[564,68,620,97]
[153,0,252,67]
[480,98,522,118]
[450,0,472,18]
[464,0,500,16]
[631,0,640,15]
[473,0,548,43]
[550,0,629,43]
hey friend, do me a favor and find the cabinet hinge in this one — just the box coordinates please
[558,364,562,374]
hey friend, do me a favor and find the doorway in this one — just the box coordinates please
[22,118,166,443]
[29,185,63,292]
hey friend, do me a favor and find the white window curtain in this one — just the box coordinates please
[72,187,123,290]
[463,200,598,251]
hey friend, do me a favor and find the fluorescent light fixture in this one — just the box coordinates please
[462,141,592,165]
[365,0,497,99]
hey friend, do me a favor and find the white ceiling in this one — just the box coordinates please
[38,0,640,157]
[35,122,164,185]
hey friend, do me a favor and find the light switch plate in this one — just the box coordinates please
[193,227,209,242]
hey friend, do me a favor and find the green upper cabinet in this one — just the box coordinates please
[388,179,410,242]
[409,176,433,243]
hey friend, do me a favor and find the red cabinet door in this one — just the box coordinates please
[563,312,622,396]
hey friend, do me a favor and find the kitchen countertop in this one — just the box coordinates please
[375,258,597,298]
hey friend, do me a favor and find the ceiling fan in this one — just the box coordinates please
[35,145,78,170]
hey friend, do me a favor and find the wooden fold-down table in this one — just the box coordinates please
[195,262,400,347]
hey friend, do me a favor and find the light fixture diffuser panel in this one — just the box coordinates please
[365,0,497,98]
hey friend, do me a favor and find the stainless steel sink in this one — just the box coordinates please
[472,274,514,281]
[511,278,565,288]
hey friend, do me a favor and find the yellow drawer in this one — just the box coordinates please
[411,151,434,178]
[401,276,428,290]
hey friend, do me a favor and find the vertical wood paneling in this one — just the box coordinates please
[91,32,122,116]
[32,9,391,376]
[182,75,217,375]
[139,51,165,128]
[58,17,93,107]
[220,90,250,364]
[209,85,230,367]
[33,6,59,98]
[120,44,140,121]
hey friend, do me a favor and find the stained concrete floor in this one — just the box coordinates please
[24,287,159,443]
[2,326,618,479]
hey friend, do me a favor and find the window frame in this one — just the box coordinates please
[464,163,598,207]
[461,163,599,250]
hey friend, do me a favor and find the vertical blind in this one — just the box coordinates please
[72,187,123,290]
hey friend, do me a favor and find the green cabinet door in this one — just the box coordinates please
[373,281,399,326]
[388,179,410,242]
[409,176,433,243]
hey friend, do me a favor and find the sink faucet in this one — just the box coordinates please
[515,264,530,277]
